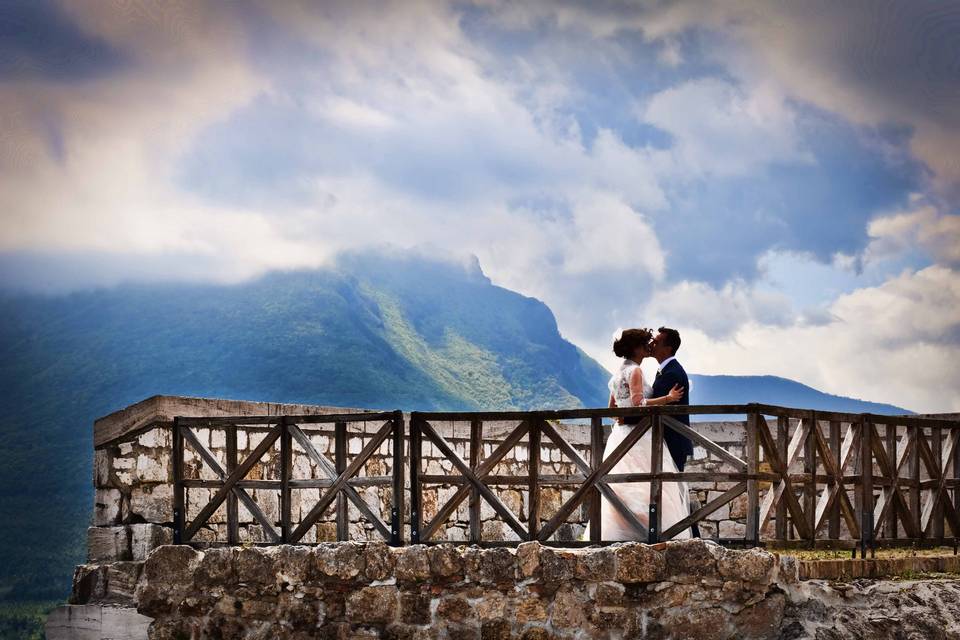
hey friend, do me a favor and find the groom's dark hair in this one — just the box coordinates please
[658,326,681,355]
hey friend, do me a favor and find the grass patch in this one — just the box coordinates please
[0,600,60,640]
[769,546,958,561]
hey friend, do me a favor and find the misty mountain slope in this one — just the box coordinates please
[0,252,609,602]
[689,374,910,415]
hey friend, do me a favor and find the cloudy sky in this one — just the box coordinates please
[1,0,959,412]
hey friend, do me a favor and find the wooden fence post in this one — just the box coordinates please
[469,418,482,543]
[589,415,603,543]
[335,421,347,541]
[860,416,874,558]
[803,411,817,545]
[226,425,239,544]
[528,414,541,541]
[746,408,759,545]
[648,412,663,544]
[391,411,405,546]
[172,417,184,545]
[933,424,944,542]
[409,414,422,544]
[280,417,291,543]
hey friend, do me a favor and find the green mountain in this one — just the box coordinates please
[0,251,609,604]
[688,374,910,418]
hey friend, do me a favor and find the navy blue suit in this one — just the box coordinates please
[651,358,693,471]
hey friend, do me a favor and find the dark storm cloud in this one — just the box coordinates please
[0,0,127,81]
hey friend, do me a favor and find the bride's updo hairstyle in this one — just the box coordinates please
[612,328,653,358]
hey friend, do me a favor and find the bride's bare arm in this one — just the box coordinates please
[628,367,646,406]
[645,383,685,406]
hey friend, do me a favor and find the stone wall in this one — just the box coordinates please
[89,396,772,555]
[64,539,960,640]
[125,539,797,639]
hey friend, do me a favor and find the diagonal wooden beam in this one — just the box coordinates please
[756,417,813,539]
[290,421,393,542]
[662,415,746,471]
[939,488,960,536]
[836,486,861,538]
[662,482,746,540]
[419,420,527,539]
[540,420,648,539]
[184,423,281,541]
[288,424,391,540]
[537,418,652,541]
[419,421,529,541]
[943,431,959,477]
[181,427,281,543]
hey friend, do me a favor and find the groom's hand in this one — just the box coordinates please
[667,383,684,403]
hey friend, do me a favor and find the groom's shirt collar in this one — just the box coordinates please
[658,356,677,372]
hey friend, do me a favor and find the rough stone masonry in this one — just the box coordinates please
[61,538,960,640]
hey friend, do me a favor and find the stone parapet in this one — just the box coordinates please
[134,539,792,639]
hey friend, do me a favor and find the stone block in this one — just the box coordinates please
[551,587,590,628]
[94,450,111,487]
[87,526,131,562]
[717,547,776,584]
[346,585,398,624]
[45,604,152,640]
[135,453,169,483]
[129,484,173,523]
[614,543,666,583]
[363,540,396,581]
[138,428,170,449]
[515,596,548,623]
[464,546,515,584]
[539,547,576,583]
[436,596,474,624]
[719,520,746,538]
[315,542,366,580]
[129,524,173,561]
[516,541,540,578]
[427,544,463,579]
[71,564,108,604]
[395,545,431,582]
[94,488,123,526]
[663,539,723,577]
[574,547,616,581]
[400,592,432,625]
[105,562,142,602]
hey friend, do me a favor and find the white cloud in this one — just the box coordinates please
[866,200,960,267]
[675,265,960,413]
[642,77,812,177]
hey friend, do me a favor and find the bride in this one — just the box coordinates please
[582,327,691,541]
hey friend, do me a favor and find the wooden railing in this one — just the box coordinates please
[172,411,405,545]
[168,404,960,555]
[409,405,960,556]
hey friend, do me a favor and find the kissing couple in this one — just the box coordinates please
[584,326,697,541]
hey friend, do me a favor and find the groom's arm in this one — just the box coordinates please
[655,369,684,402]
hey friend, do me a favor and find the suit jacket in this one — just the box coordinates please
[651,358,693,470]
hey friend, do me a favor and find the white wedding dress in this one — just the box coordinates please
[582,359,691,541]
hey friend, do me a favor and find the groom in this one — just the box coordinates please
[650,327,694,472]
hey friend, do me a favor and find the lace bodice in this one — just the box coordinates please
[608,359,653,408]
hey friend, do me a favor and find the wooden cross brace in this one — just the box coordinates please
[537,418,652,541]
[289,420,395,542]
[180,426,281,542]
[288,424,392,541]
[418,420,528,541]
